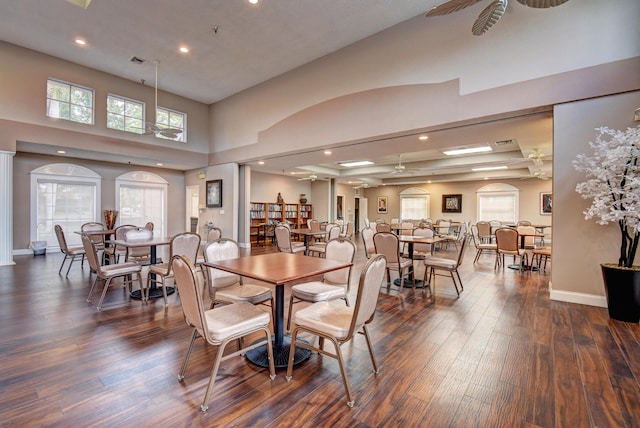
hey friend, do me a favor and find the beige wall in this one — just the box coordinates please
[552,91,640,302]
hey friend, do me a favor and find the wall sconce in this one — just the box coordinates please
[198,171,206,179]
[198,204,206,211]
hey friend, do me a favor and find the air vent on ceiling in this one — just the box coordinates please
[494,139,516,146]
[129,56,146,65]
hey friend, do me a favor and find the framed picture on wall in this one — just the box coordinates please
[377,196,388,214]
[206,179,223,208]
[540,192,552,215]
[442,194,462,213]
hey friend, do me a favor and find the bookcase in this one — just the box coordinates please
[249,201,313,245]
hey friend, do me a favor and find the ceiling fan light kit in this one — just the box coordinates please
[426,0,570,36]
[143,59,183,139]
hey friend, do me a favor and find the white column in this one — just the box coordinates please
[0,150,15,265]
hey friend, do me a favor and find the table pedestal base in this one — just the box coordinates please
[130,286,175,300]
[393,278,427,289]
[246,336,311,368]
[507,264,539,272]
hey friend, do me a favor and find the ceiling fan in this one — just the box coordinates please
[528,148,547,166]
[532,168,549,180]
[425,0,570,36]
[143,60,183,139]
[297,173,329,182]
[352,182,378,189]
[389,154,420,175]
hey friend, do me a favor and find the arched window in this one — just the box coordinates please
[476,183,519,223]
[116,171,168,237]
[400,187,430,221]
[30,163,101,248]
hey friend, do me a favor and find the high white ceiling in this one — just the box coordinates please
[0,0,554,182]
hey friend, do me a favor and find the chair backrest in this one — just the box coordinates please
[81,233,102,275]
[361,227,376,258]
[391,218,399,225]
[489,220,502,228]
[456,222,468,241]
[309,219,320,233]
[470,225,481,246]
[413,226,434,253]
[495,227,519,252]
[172,255,209,340]
[171,232,201,262]
[206,227,222,242]
[124,227,153,259]
[344,221,354,239]
[363,218,371,228]
[204,238,242,289]
[349,255,387,333]
[54,224,69,253]
[114,224,136,240]
[476,221,491,238]
[516,225,536,247]
[327,224,341,241]
[81,222,106,245]
[335,219,344,227]
[400,221,414,236]
[455,234,470,267]
[323,237,356,287]
[373,232,401,264]
[438,220,450,235]
[145,222,154,230]
[517,220,532,226]
[275,224,294,252]
[376,223,391,233]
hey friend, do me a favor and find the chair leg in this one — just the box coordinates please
[201,339,227,412]
[96,278,113,311]
[331,336,355,407]
[286,294,295,333]
[65,255,76,276]
[362,324,379,375]
[87,276,99,302]
[178,329,199,381]
[58,254,68,275]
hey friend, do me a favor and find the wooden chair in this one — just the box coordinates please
[172,255,275,413]
[54,224,85,276]
[286,255,387,407]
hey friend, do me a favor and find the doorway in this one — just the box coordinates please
[186,185,199,232]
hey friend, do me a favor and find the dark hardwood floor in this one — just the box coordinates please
[1,236,639,427]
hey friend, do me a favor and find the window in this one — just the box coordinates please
[46,78,94,124]
[116,171,168,237]
[30,164,101,248]
[156,106,186,142]
[476,183,519,223]
[107,94,145,134]
[400,187,430,221]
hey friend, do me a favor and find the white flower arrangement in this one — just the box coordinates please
[573,125,640,268]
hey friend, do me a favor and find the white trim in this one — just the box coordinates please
[549,282,608,308]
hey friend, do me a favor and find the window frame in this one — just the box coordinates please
[399,187,430,221]
[476,184,519,223]
[46,78,95,125]
[155,106,187,142]
[106,93,146,134]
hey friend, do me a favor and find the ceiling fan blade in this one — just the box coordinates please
[516,0,569,8]
[472,0,508,35]
[159,128,182,138]
[426,0,483,16]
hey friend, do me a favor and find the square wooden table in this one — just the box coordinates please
[205,252,352,368]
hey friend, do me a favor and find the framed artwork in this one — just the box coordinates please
[377,196,388,214]
[206,179,223,208]
[442,194,462,213]
[540,192,552,215]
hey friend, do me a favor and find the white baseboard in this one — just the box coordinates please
[549,281,608,308]
[13,249,33,256]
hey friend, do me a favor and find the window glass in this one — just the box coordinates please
[477,193,518,223]
[46,78,94,124]
[107,94,145,134]
[156,106,186,142]
[400,195,430,220]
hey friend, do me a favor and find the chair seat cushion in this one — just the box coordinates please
[99,262,141,276]
[294,301,354,340]
[66,246,85,255]
[149,263,170,275]
[387,258,412,270]
[424,256,456,269]
[477,243,497,250]
[215,283,272,304]
[291,281,346,302]
[204,301,270,342]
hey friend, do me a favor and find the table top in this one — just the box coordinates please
[205,252,351,286]
[290,228,328,236]
[397,235,444,244]
[75,229,115,236]
[110,236,172,247]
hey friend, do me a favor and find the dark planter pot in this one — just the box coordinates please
[601,264,640,323]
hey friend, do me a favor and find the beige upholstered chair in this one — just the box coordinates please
[532,246,552,272]
[286,237,356,331]
[81,222,107,262]
[286,254,387,407]
[361,226,376,259]
[411,225,434,260]
[123,227,153,264]
[471,225,497,263]
[275,224,306,254]
[54,224,85,276]
[423,234,469,298]
[517,220,532,226]
[340,220,355,240]
[375,223,391,233]
[82,233,143,310]
[399,221,415,255]
[204,238,274,317]
[103,224,136,264]
[516,225,537,250]
[205,226,222,242]
[475,221,492,244]
[147,232,201,306]
[172,255,275,413]
[495,227,528,272]
[307,224,340,257]
[373,232,414,293]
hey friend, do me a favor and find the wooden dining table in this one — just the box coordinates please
[110,236,172,299]
[205,252,352,368]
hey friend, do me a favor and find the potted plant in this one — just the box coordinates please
[573,124,640,322]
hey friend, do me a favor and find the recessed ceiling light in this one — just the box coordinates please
[248,0,259,4]
[443,146,492,156]
[484,177,489,180]
[471,165,508,171]
[179,46,189,53]
[419,135,429,141]
[324,150,332,155]
[57,150,66,154]
[75,39,86,46]
[338,160,374,167]
[258,161,265,165]
[427,180,432,184]
[156,162,163,166]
